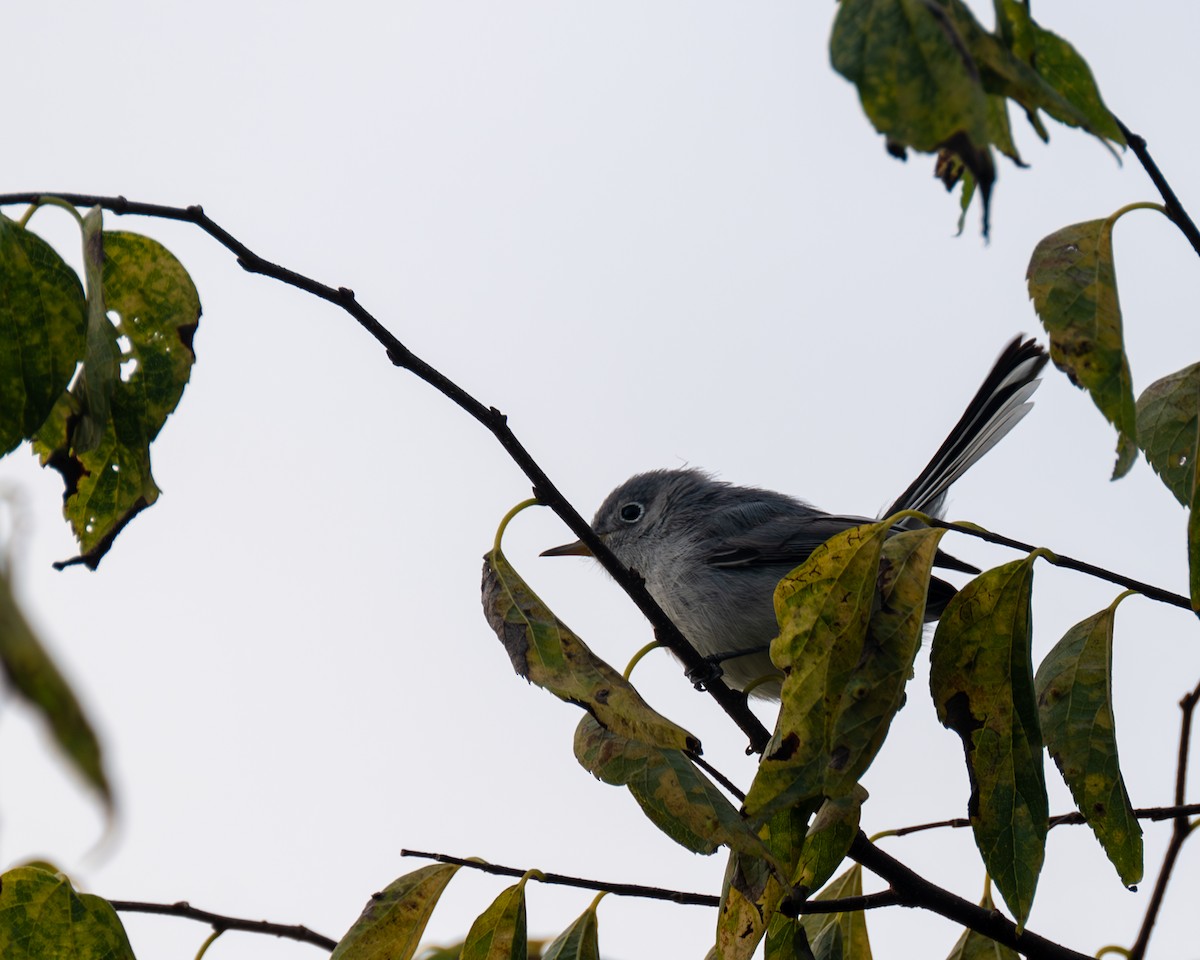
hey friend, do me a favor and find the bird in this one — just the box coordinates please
[542,337,1048,697]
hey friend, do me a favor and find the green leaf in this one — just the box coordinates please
[541,903,600,960]
[482,548,698,753]
[799,866,872,960]
[830,0,994,208]
[461,880,528,960]
[794,789,867,897]
[0,865,134,960]
[1035,594,1142,886]
[33,231,200,569]
[0,566,110,806]
[930,556,1047,927]
[0,215,86,457]
[73,208,118,455]
[1027,23,1125,145]
[1134,362,1200,507]
[574,715,770,861]
[331,864,460,960]
[1026,217,1136,466]
[944,886,1020,960]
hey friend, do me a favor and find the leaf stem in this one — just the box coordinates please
[493,498,542,555]
[193,929,224,960]
[16,195,84,228]
[623,640,664,680]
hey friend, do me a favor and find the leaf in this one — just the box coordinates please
[929,556,1047,927]
[482,548,698,753]
[944,886,1020,960]
[461,880,528,960]
[0,214,86,457]
[574,715,770,861]
[798,866,872,960]
[0,865,134,960]
[717,804,813,960]
[0,566,110,805]
[33,231,200,569]
[1035,594,1142,886]
[541,903,600,960]
[331,864,461,960]
[1027,23,1125,145]
[1026,217,1136,466]
[794,789,867,897]
[830,0,994,219]
[74,208,118,455]
[1134,362,1200,507]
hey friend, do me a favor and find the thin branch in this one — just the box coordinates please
[886,802,1200,839]
[796,889,902,913]
[1115,118,1200,260]
[109,900,337,952]
[930,519,1190,611]
[843,832,1093,960]
[688,751,747,802]
[0,191,774,754]
[399,849,719,907]
[1128,679,1200,960]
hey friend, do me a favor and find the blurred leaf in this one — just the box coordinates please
[461,880,528,960]
[0,865,133,960]
[332,864,460,960]
[944,886,1020,960]
[794,789,867,896]
[73,208,117,454]
[930,556,1047,927]
[0,214,86,457]
[1035,594,1142,886]
[482,547,698,753]
[1190,485,1200,613]
[541,903,599,960]
[799,866,872,960]
[1027,22,1124,145]
[574,715,769,861]
[1027,217,1136,467]
[1135,362,1200,506]
[33,231,200,569]
[0,566,110,806]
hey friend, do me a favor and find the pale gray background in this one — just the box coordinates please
[3,3,1199,958]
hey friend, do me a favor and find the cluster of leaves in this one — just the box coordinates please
[476,500,1142,958]
[830,0,1123,233]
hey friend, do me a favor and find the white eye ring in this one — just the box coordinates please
[619,502,644,523]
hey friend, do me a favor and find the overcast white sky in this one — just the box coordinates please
[3,3,1200,958]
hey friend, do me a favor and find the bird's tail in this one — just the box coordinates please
[884,335,1048,520]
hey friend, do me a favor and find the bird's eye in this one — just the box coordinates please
[619,502,644,523]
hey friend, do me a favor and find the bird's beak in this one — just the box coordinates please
[540,539,594,558]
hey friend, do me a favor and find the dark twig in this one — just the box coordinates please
[1115,118,1200,260]
[688,751,747,802]
[0,191,772,754]
[930,519,1190,611]
[1128,680,1200,960]
[844,833,1092,960]
[887,802,1200,839]
[109,900,337,951]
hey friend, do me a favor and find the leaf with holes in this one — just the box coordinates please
[930,556,1047,927]
[1026,217,1135,471]
[0,214,86,457]
[1035,594,1142,886]
[331,864,460,960]
[0,865,134,960]
[482,548,698,753]
[33,231,200,569]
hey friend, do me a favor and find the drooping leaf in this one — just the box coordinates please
[331,864,461,960]
[0,566,110,805]
[798,866,872,960]
[1027,22,1125,145]
[929,556,1047,927]
[33,231,200,569]
[574,715,770,861]
[0,214,86,457]
[944,886,1020,960]
[794,789,867,897]
[460,880,528,960]
[0,865,134,960]
[1134,362,1200,507]
[482,548,698,753]
[541,902,600,960]
[73,208,117,455]
[1035,594,1142,886]
[1026,217,1136,468]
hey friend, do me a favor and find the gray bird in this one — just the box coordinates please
[543,337,1048,697]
